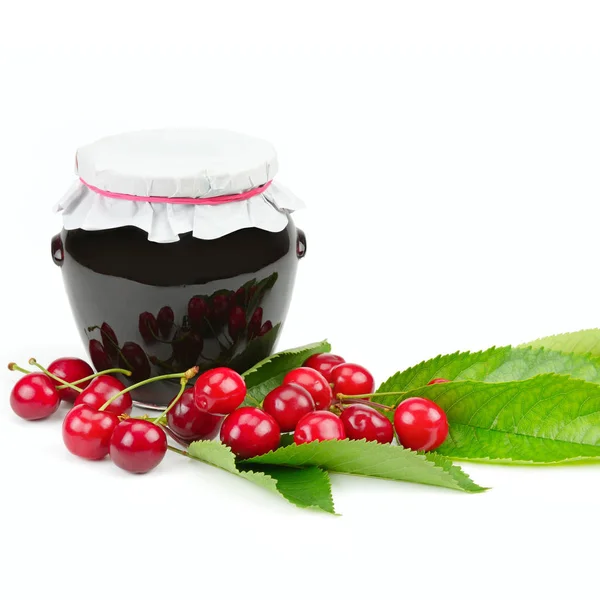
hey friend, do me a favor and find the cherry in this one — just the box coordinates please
[283,367,333,410]
[340,404,394,444]
[232,287,247,307]
[331,363,375,399]
[172,331,204,368]
[74,375,132,415]
[47,357,94,403]
[10,373,61,420]
[294,411,346,444]
[100,322,119,360]
[228,305,246,340]
[303,352,346,383]
[194,367,246,414]
[220,407,280,459]
[89,339,112,372]
[393,397,449,452]
[259,321,273,337]
[263,383,315,432]
[248,307,263,339]
[139,311,159,343]
[109,419,167,474]
[62,404,120,460]
[211,293,231,323]
[157,306,175,337]
[119,342,151,382]
[188,296,211,330]
[167,388,223,442]
[428,378,450,385]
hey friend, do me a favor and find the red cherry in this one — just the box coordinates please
[89,339,112,372]
[247,307,263,339]
[331,363,375,399]
[211,293,231,323]
[393,397,449,452]
[138,312,159,343]
[428,378,450,385]
[294,411,346,444]
[62,404,120,460]
[74,375,132,415]
[172,331,204,368]
[303,352,346,382]
[119,342,151,382]
[167,388,223,442]
[220,407,280,459]
[259,321,273,337]
[109,419,167,474]
[188,297,211,330]
[47,357,94,403]
[100,322,119,360]
[194,367,246,414]
[340,404,394,444]
[263,383,315,432]
[283,367,333,410]
[157,306,175,337]
[228,305,246,340]
[10,373,61,420]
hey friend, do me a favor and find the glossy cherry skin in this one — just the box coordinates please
[100,322,119,360]
[259,321,273,336]
[211,293,231,323]
[157,306,175,337]
[10,373,61,420]
[139,312,159,343]
[167,388,223,442]
[283,367,333,410]
[303,353,346,383]
[109,419,168,474]
[228,305,246,340]
[47,357,94,403]
[331,363,375,399]
[220,407,280,459]
[294,411,346,444]
[89,339,112,372]
[194,367,246,414]
[62,404,120,460]
[341,404,394,444]
[428,378,450,385]
[393,397,449,452]
[74,375,132,415]
[263,383,315,432]
[119,342,151,382]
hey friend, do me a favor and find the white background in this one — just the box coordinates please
[1,1,599,598]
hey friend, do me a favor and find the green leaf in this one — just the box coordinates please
[404,375,600,464]
[243,439,486,493]
[241,339,332,405]
[185,440,336,513]
[521,329,600,358]
[375,345,600,406]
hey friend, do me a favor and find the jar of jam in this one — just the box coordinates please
[52,129,306,408]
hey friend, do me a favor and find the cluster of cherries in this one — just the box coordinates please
[8,350,450,475]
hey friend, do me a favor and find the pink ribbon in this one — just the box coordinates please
[80,178,273,206]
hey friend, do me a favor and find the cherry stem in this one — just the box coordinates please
[168,445,188,456]
[153,378,187,424]
[27,358,83,392]
[55,367,133,390]
[336,395,394,411]
[99,366,199,412]
[7,362,30,375]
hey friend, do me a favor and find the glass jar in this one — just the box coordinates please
[51,129,306,408]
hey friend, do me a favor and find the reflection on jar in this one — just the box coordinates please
[85,272,280,384]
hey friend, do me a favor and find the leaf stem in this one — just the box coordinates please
[28,358,83,392]
[99,366,199,412]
